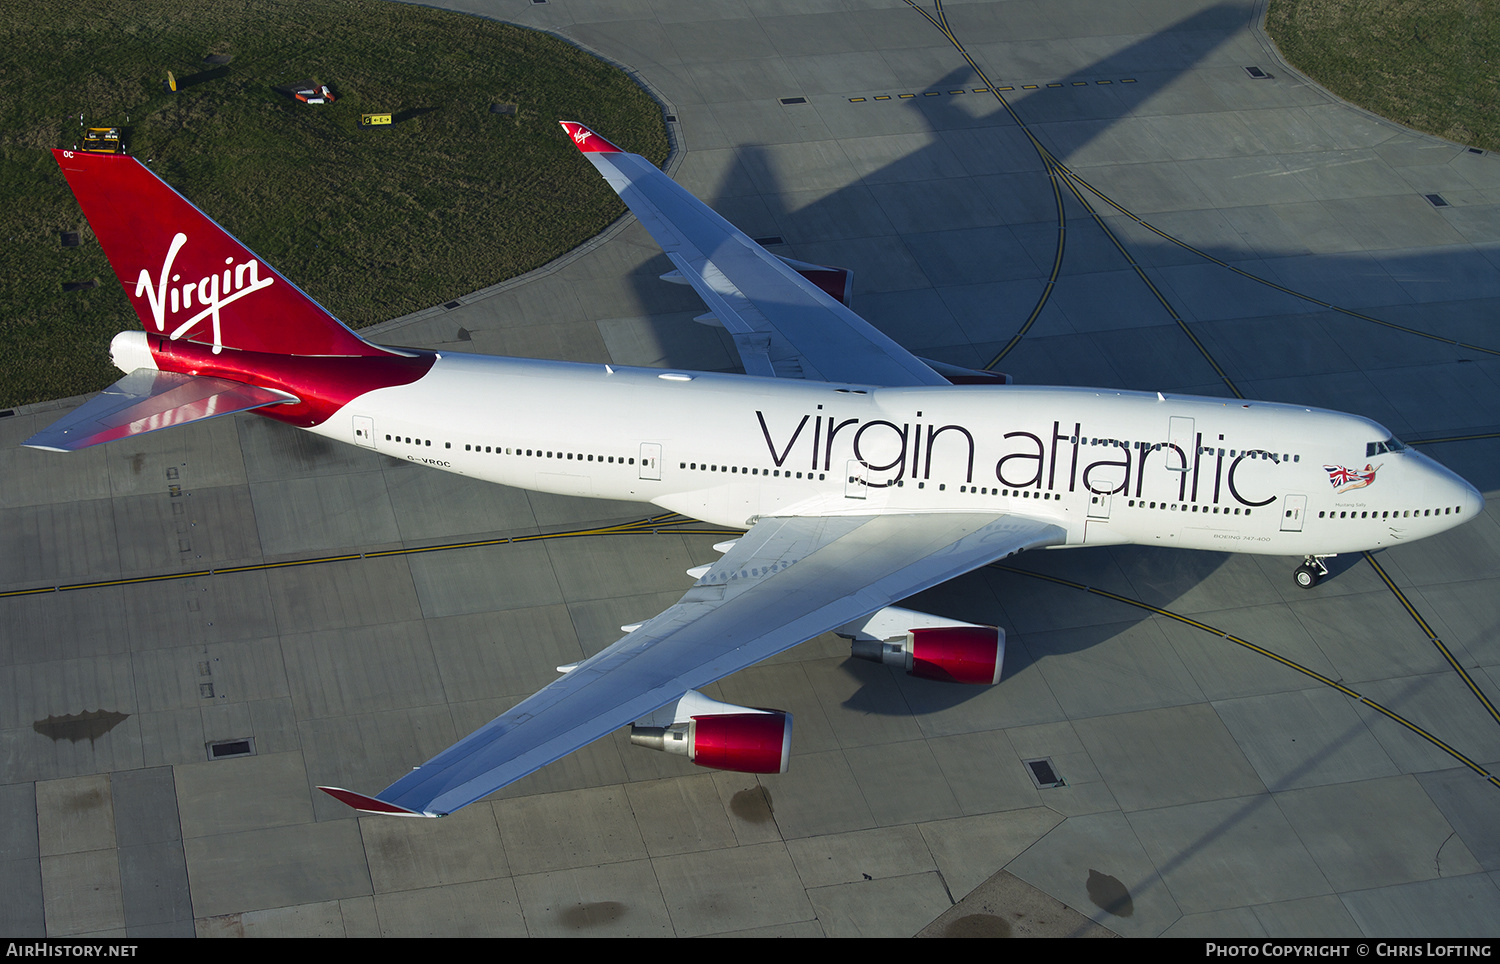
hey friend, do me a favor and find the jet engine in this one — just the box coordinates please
[776,255,852,306]
[918,356,1013,385]
[630,691,792,774]
[838,606,1004,684]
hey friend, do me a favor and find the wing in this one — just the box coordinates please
[23,368,297,452]
[560,121,950,387]
[321,512,1064,816]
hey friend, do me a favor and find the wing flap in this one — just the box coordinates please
[23,368,298,451]
[336,512,1064,816]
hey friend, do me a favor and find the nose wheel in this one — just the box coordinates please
[1294,555,1333,589]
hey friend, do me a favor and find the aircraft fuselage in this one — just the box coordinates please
[290,347,1480,556]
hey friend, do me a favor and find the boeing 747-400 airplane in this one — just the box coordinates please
[30,123,1481,817]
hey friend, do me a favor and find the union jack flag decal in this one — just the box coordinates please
[1324,463,1380,492]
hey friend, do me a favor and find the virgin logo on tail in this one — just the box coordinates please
[134,232,274,354]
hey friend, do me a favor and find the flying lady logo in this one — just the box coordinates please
[134,232,274,354]
[1324,463,1380,492]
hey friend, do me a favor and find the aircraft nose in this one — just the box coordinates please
[1437,462,1484,523]
[1462,478,1485,519]
[1413,448,1484,523]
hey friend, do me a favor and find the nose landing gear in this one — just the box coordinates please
[1294,555,1333,588]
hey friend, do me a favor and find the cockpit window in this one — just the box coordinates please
[1366,437,1407,458]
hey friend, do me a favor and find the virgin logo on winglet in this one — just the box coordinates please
[134,232,274,354]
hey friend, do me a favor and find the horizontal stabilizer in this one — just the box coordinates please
[318,786,435,817]
[23,368,297,451]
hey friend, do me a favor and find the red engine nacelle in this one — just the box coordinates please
[789,265,852,306]
[630,710,792,774]
[907,626,1004,685]
[917,356,1013,385]
[776,254,853,306]
[942,370,1012,386]
[690,712,792,773]
[850,619,1005,685]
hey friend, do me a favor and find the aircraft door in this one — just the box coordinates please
[844,459,867,499]
[844,459,896,498]
[353,415,375,448]
[1168,417,1194,472]
[1088,491,1111,519]
[639,443,661,480]
[1280,494,1307,532]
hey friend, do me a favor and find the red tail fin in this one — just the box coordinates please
[53,149,386,357]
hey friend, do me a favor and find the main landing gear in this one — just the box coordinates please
[1294,555,1334,589]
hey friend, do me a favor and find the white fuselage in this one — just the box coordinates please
[303,351,1481,556]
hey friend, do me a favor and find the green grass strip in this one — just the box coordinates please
[1266,0,1500,151]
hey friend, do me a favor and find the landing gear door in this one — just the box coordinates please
[1280,494,1307,532]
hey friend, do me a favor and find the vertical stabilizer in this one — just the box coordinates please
[53,149,388,358]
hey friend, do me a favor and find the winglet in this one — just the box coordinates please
[319,786,437,817]
[559,121,623,154]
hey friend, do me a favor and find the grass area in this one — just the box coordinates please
[1265,0,1500,150]
[0,0,668,409]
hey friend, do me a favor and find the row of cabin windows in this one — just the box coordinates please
[682,462,824,480]
[1319,506,1462,520]
[386,435,634,464]
[384,432,1304,477]
[845,478,944,489]
[1198,448,1299,463]
[468,445,633,464]
[383,433,1305,470]
[895,488,1460,521]
[1075,437,1302,464]
[957,485,1057,499]
[1128,500,1252,515]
